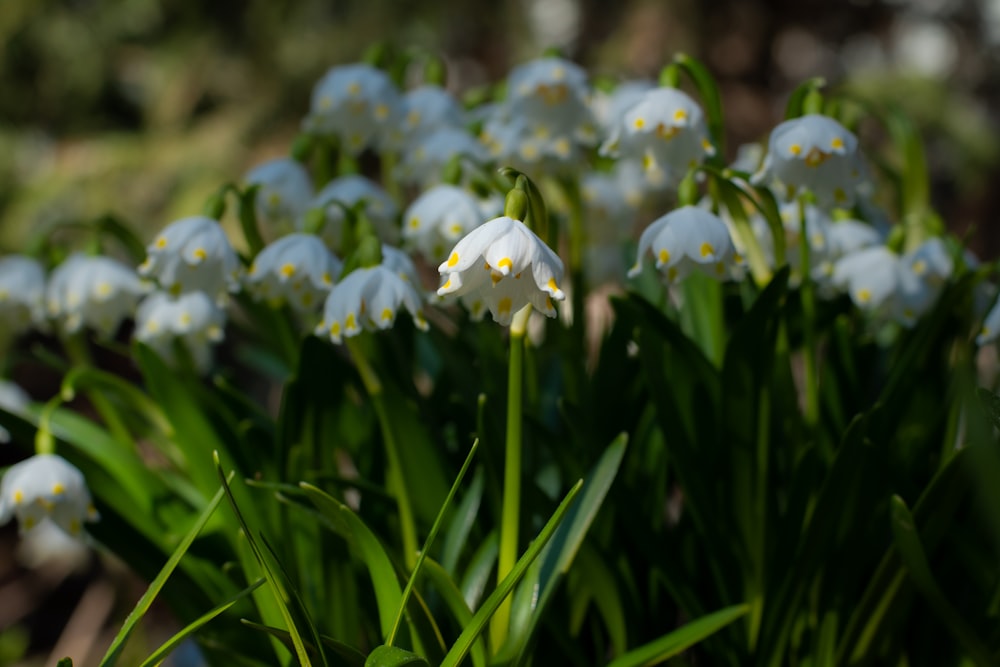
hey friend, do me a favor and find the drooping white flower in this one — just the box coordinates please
[831,245,936,326]
[506,57,596,144]
[0,454,99,536]
[380,244,423,287]
[0,255,46,338]
[977,296,1000,346]
[303,63,403,154]
[600,87,715,188]
[0,379,30,444]
[403,185,486,262]
[315,265,428,344]
[46,254,148,336]
[629,206,738,283]
[752,114,867,208]
[590,80,656,133]
[437,216,566,325]
[904,237,953,289]
[245,233,342,312]
[397,127,490,186]
[135,291,226,372]
[310,175,400,251]
[139,216,242,301]
[385,84,464,150]
[244,158,314,235]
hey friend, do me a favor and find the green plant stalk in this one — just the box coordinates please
[490,305,531,652]
[345,337,419,570]
[63,334,133,449]
[797,199,820,427]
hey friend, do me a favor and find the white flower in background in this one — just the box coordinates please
[403,185,486,262]
[977,297,1000,345]
[316,265,428,344]
[16,517,91,569]
[904,237,953,289]
[0,379,30,444]
[135,291,226,372]
[0,454,99,536]
[480,107,585,172]
[46,254,148,336]
[729,142,765,174]
[752,114,867,208]
[380,244,422,287]
[590,80,656,133]
[580,170,641,286]
[601,87,715,188]
[0,255,46,337]
[397,127,490,186]
[139,216,242,301]
[814,218,883,290]
[244,158,314,235]
[385,84,464,149]
[303,63,403,153]
[437,216,566,325]
[507,57,596,142]
[831,245,936,326]
[310,175,400,251]
[629,206,737,283]
[245,233,342,312]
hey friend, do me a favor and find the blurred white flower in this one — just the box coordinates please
[0,255,46,338]
[977,296,1000,346]
[385,84,464,150]
[244,158,313,235]
[437,215,566,325]
[904,237,953,288]
[380,244,423,287]
[303,63,403,153]
[139,216,242,302]
[403,185,486,262]
[590,80,656,133]
[0,379,30,444]
[47,254,148,336]
[245,233,342,312]
[135,291,226,372]
[16,516,91,569]
[629,206,737,283]
[831,245,937,326]
[397,127,489,186]
[310,175,400,251]
[0,454,99,536]
[506,57,596,143]
[316,265,428,344]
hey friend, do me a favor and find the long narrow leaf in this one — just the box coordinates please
[605,604,749,667]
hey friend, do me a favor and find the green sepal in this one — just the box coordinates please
[503,187,528,222]
[203,191,228,221]
[291,134,316,162]
[498,168,549,239]
[365,646,430,667]
[784,77,826,119]
[658,63,680,88]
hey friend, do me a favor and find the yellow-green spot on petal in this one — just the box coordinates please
[192,247,207,261]
[857,288,872,304]
[330,321,341,336]
[52,483,64,496]
[375,104,389,120]
[409,217,421,229]
[348,82,361,96]
[381,308,393,322]
[447,252,459,267]
[441,278,452,290]
[179,312,192,326]
[280,263,296,278]
[23,516,35,530]
[322,272,333,286]
[673,108,688,122]
[912,259,927,276]
[155,237,168,249]
[834,188,847,203]
[497,257,513,272]
[700,242,715,258]
[668,267,679,282]
[547,278,559,293]
[789,143,802,156]
[658,249,670,264]
[831,136,844,150]
[13,490,23,505]
[407,110,421,126]
[498,297,512,315]
[345,313,357,330]
[715,262,726,276]
[68,519,81,535]
[449,223,463,236]
[633,117,646,130]
[95,282,111,298]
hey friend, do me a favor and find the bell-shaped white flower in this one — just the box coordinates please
[135,291,226,372]
[831,245,935,326]
[629,206,737,283]
[380,244,423,287]
[403,185,486,262]
[303,63,403,153]
[46,254,148,336]
[245,233,342,312]
[310,175,400,251]
[139,216,242,301]
[437,216,566,325]
[0,454,99,536]
[600,87,715,187]
[0,255,46,337]
[244,158,314,235]
[397,127,489,186]
[752,114,867,208]
[506,57,596,143]
[384,84,464,150]
[904,237,953,288]
[591,80,656,133]
[316,265,428,344]
[0,379,30,444]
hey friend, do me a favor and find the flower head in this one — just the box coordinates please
[437,216,566,325]
[831,245,936,326]
[629,206,737,283]
[245,233,342,311]
[977,296,1000,346]
[316,265,428,344]
[244,158,314,235]
[385,84,464,150]
[397,127,489,186]
[0,255,46,337]
[303,63,402,153]
[310,175,400,252]
[139,216,242,301]
[403,185,486,262]
[0,454,99,536]
[135,291,226,372]
[47,254,148,336]
[506,57,595,141]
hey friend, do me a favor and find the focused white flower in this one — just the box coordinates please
[0,454,99,536]
[46,254,148,336]
[0,255,46,338]
[245,233,342,312]
[315,265,428,344]
[244,158,314,235]
[139,216,242,301]
[629,206,737,283]
[303,63,403,153]
[310,175,400,251]
[135,291,226,372]
[0,379,30,444]
[437,216,566,325]
[752,114,867,208]
[600,87,715,187]
[403,185,486,262]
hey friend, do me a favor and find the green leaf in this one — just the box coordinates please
[976,388,1000,431]
[240,620,367,667]
[439,479,583,667]
[440,467,485,576]
[365,646,430,667]
[100,482,228,666]
[605,604,749,667]
[418,558,488,667]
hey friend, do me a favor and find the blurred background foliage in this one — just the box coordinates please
[0,0,999,256]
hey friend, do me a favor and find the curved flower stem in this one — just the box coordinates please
[345,337,419,570]
[63,334,133,449]
[491,304,531,652]
[797,199,820,428]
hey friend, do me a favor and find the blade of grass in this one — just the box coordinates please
[605,604,749,667]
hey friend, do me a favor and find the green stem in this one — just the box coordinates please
[63,334,133,448]
[491,305,530,652]
[797,199,820,428]
[345,337,419,569]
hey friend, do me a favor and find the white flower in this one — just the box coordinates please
[629,206,737,283]
[581,170,638,245]
[0,255,46,337]
[139,216,242,301]
[385,84,464,150]
[244,158,313,235]
[479,107,585,172]
[0,379,30,444]
[752,114,867,208]
[600,87,715,187]
[831,245,934,326]
[397,127,489,186]
[135,291,226,372]
[310,175,400,252]
[0,454,99,536]
[380,244,423,287]
[506,57,596,143]
[905,237,953,288]
[303,63,403,153]
[403,185,486,262]
[315,265,428,344]
[245,233,342,312]
[437,216,566,325]
[46,254,148,336]
[977,296,1000,345]
[590,80,656,133]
